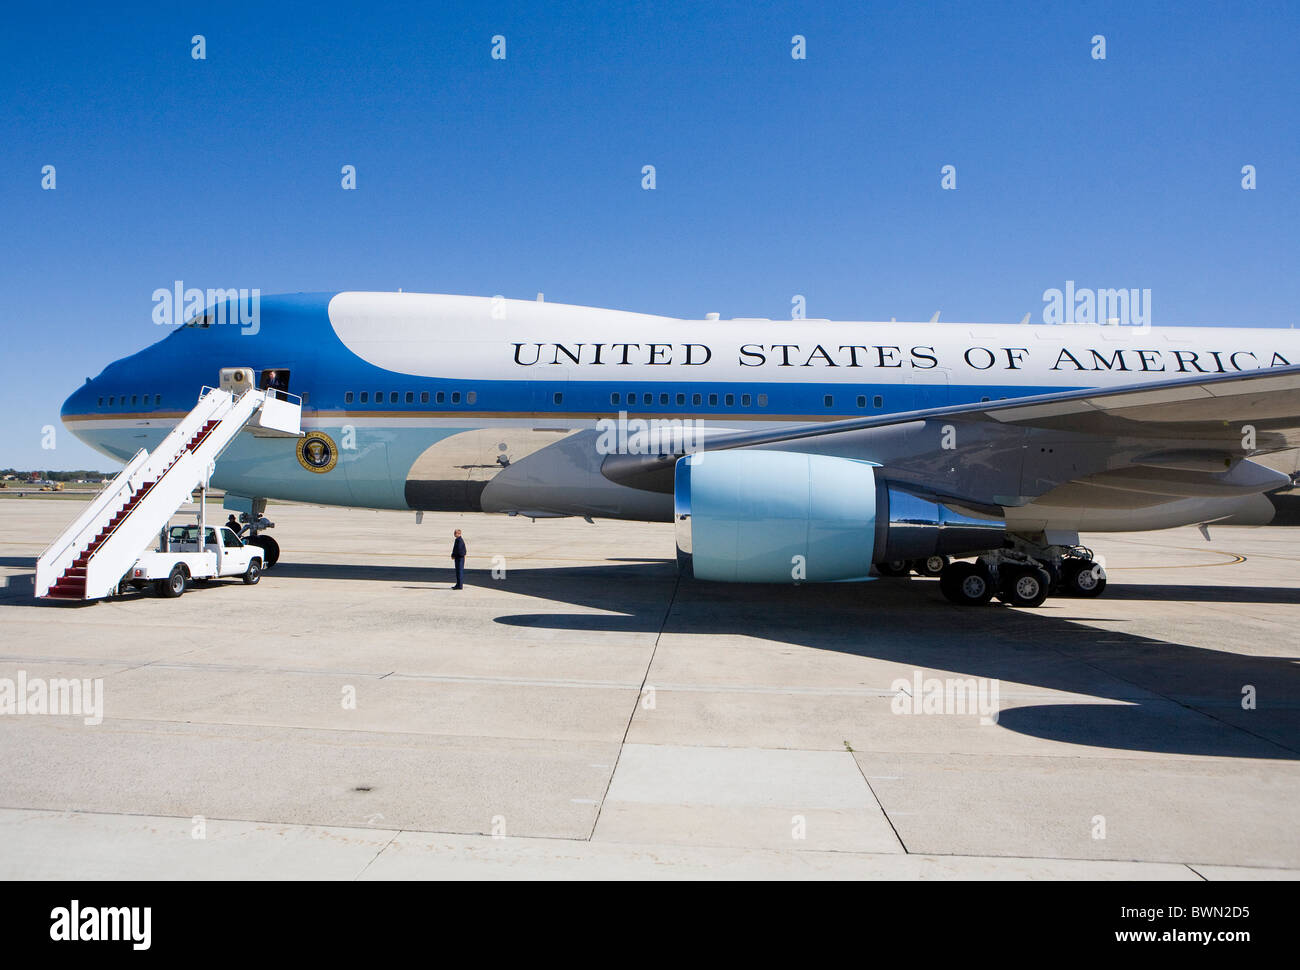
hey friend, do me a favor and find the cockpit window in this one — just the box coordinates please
[184,311,214,328]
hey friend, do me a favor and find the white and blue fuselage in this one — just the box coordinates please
[62,292,1300,531]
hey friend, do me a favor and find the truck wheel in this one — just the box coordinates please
[243,559,262,585]
[162,565,187,598]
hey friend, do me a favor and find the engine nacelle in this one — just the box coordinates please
[674,451,1005,583]
[674,451,877,582]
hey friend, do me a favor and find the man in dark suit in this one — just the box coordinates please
[451,529,467,589]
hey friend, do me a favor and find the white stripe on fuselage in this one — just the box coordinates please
[326,291,1300,390]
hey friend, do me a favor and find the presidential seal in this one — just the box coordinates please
[296,432,338,473]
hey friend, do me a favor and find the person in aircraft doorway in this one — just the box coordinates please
[262,370,289,395]
[451,529,467,590]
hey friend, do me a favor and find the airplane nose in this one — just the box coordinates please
[62,378,95,423]
[61,376,105,453]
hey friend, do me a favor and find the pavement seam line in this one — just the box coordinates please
[2,807,1295,873]
[851,755,909,854]
[586,572,680,841]
[354,828,403,880]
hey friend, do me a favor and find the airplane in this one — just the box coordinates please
[59,291,1300,608]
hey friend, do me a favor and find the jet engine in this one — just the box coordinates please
[673,451,1005,582]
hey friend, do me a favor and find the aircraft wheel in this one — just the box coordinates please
[876,560,911,577]
[161,565,187,598]
[997,564,1051,608]
[916,555,949,577]
[1062,560,1107,598]
[247,535,280,569]
[939,561,995,606]
[243,559,262,585]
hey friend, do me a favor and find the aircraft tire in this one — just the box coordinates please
[997,564,1051,608]
[1062,560,1107,598]
[916,555,949,577]
[940,561,995,606]
[247,535,280,569]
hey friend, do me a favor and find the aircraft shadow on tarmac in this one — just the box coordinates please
[3,555,1297,761]
[480,564,1299,762]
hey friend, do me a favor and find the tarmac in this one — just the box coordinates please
[1,497,1297,879]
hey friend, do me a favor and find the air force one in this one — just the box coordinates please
[57,291,1300,607]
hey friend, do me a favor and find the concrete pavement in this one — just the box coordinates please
[1,498,1297,878]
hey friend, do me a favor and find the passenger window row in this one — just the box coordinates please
[610,391,768,408]
[605,391,886,409]
[98,394,162,407]
[334,389,887,411]
[344,390,478,406]
[854,395,885,409]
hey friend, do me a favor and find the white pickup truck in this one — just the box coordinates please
[126,523,263,597]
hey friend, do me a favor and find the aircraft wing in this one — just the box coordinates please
[601,364,1300,509]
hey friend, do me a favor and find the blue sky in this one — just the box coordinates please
[2,0,1297,470]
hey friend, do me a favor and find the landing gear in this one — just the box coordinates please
[916,554,949,577]
[939,561,996,606]
[876,555,948,578]
[246,534,280,569]
[930,535,1109,608]
[234,499,279,569]
[1060,558,1106,598]
[939,556,1055,608]
[996,563,1051,608]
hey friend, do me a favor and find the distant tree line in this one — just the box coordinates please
[0,469,115,482]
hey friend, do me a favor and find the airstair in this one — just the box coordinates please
[36,381,301,601]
